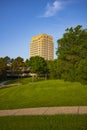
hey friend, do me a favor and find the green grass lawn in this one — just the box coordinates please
[0,79,87,109]
[0,115,87,130]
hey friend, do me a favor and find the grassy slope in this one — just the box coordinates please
[0,79,87,109]
[0,115,87,130]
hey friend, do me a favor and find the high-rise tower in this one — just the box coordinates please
[30,34,54,60]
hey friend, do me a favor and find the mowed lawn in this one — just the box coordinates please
[0,115,87,130]
[0,79,87,109]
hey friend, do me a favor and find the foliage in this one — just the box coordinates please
[24,59,30,67]
[11,57,24,77]
[56,25,87,83]
[0,58,7,80]
[47,60,55,79]
[76,58,87,84]
[47,60,61,79]
[3,56,11,64]
[29,56,47,76]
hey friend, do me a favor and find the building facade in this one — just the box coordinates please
[30,34,54,60]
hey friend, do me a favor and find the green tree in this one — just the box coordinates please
[47,60,55,79]
[24,59,30,67]
[11,57,24,78]
[56,25,87,83]
[29,56,47,77]
[3,56,10,64]
[77,58,87,84]
[0,58,7,80]
[47,60,60,79]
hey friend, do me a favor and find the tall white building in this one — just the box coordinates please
[30,34,54,60]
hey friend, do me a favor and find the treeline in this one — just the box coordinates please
[0,25,87,84]
[56,25,87,84]
[0,57,26,80]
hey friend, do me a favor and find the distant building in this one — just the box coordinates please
[30,34,54,60]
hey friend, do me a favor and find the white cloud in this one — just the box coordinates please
[43,0,62,17]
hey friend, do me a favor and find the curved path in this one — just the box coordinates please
[0,106,87,116]
[0,81,20,88]
[0,81,9,87]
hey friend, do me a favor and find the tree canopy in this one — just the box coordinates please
[0,58,7,80]
[56,25,87,84]
[29,56,47,76]
[11,57,24,77]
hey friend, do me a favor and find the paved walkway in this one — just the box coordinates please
[0,81,20,88]
[0,81,9,87]
[0,106,87,116]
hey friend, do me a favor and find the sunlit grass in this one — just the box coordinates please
[0,79,87,109]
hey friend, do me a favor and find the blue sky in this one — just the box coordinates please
[0,0,87,60]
